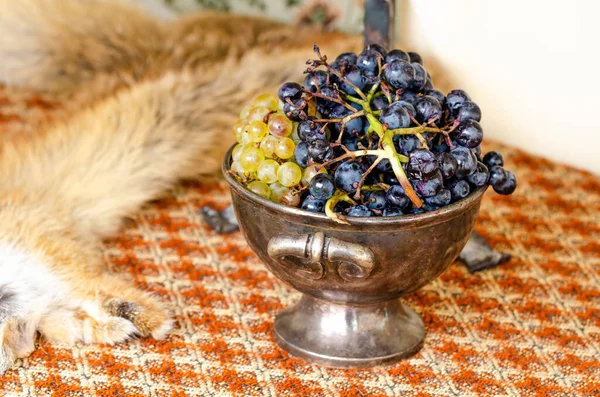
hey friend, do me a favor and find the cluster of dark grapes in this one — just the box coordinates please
[233,44,517,222]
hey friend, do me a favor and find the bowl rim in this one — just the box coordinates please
[222,144,487,227]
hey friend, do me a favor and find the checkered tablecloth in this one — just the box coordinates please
[0,85,598,397]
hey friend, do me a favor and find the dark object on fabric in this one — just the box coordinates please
[458,231,511,272]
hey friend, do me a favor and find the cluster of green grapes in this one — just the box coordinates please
[230,94,323,205]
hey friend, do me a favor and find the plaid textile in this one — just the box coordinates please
[0,85,599,397]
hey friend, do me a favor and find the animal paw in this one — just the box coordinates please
[38,302,139,346]
[0,318,37,374]
[104,296,172,340]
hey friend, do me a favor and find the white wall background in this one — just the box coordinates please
[400,0,599,174]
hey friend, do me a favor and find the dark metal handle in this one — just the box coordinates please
[364,0,396,49]
[267,232,375,282]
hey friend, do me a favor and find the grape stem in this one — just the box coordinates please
[316,149,408,172]
[366,114,423,207]
[311,45,368,102]
[305,89,355,112]
[325,190,356,224]
[353,156,384,200]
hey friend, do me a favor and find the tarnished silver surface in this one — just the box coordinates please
[267,232,375,282]
[222,146,487,368]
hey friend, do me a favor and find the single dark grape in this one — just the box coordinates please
[335,52,358,65]
[298,120,327,142]
[412,170,443,197]
[385,184,411,210]
[425,188,451,207]
[414,96,442,124]
[456,101,482,122]
[379,102,411,129]
[334,161,364,193]
[367,44,387,57]
[347,205,373,217]
[448,179,471,202]
[350,102,364,112]
[385,49,410,63]
[408,51,423,64]
[283,98,306,122]
[383,60,415,90]
[423,78,433,90]
[396,135,423,155]
[483,151,504,168]
[303,71,328,93]
[423,89,446,106]
[436,152,458,179]
[467,162,490,187]
[410,207,427,214]
[294,141,309,167]
[310,174,335,200]
[278,82,303,102]
[342,138,359,152]
[357,48,381,73]
[338,64,366,95]
[301,196,326,212]
[375,158,392,173]
[493,170,517,195]
[411,63,428,91]
[451,146,478,176]
[383,207,403,216]
[400,90,419,104]
[488,166,508,187]
[329,104,364,135]
[307,139,334,163]
[408,149,438,178]
[394,100,416,118]
[454,120,484,148]
[371,95,389,111]
[446,89,470,113]
[364,190,387,210]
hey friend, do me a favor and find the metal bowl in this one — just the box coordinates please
[222,146,486,368]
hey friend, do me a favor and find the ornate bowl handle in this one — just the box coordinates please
[267,232,375,282]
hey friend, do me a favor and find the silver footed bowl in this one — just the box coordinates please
[222,145,486,368]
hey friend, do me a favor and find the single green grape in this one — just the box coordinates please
[239,105,253,120]
[290,123,301,143]
[247,120,269,143]
[232,143,249,162]
[231,161,247,177]
[247,181,271,199]
[260,135,279,158]
[281,190,301,207]
[301,163,327,185]
[274,137,295,159]
[240,146,265,173]
[257,159,279,184]
[247,106,271,123]
[253,94,279,111]
[269,182,288,203]
[233,119,246,143]
[268,113,293,137]
[277,162,302,187]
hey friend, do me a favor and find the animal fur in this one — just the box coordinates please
[0,0,361,373]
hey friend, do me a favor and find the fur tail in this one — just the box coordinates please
[0,0,164,97]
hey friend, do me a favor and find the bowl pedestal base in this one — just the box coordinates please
[274,295,425,368]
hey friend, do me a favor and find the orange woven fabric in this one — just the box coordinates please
[0,85,599,397]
